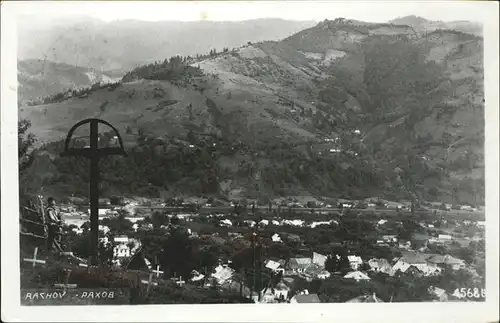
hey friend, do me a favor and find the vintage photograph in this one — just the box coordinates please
[2,1,498,319]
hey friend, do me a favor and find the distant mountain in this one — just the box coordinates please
[17,59,120,104]
[19,18,484,205]
[389,15,482,36]
[17,16,316,72]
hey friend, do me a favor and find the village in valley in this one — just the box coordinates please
[19,193,486,304]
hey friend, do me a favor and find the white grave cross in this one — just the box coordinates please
[152,265,164,278]
[54,269,78,290]
[23,247,46,268]
[141,272,158,294]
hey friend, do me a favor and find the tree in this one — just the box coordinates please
[325,255,338,273]
[186,131,196,144]
[151,211,168,229]
[18,119,37,174]
[359,262,371,272]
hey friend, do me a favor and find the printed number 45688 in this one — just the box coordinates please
[458,288,485,298]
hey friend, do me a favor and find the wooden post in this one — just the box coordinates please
[38,195,48,239]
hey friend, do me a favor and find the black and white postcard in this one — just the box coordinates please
[1,1,499,322]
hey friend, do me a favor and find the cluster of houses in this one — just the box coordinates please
[188,244,471,304]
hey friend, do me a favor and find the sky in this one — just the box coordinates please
[6,1,493,24]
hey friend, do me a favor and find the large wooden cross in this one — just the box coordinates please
[61,118,126,265]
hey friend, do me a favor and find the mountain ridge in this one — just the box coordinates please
[19,18,484,205]
[18,17,317,73]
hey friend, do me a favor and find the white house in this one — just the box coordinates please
[212,265,234,285]
[113,244,131,258]
[114,235,129,244]
[286,258,312,275]
[190,270,205,282]
[271,233,282,243]
[260,288,276,303]
[283,219,304,227]
[438,234,452,241]
[344,271,371,281]
[348,255,363,270]
[273,281,291,301]
[265,260,285,274]
[310,221,331,228]
[219,219,233,227]
[367,258,392,273]
[382,235,398,243]
[312,252,327,268]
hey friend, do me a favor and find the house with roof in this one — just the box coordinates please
[219,219,233,227]
[112,235,140,261]
[344,271,371,281]
[438,234,453,242]
[273,281,291,301]
[367,258,392,274]
[190,270,205,283]
[392,252,442,276]
[271,233,282,243]
[428,286,450,302]
[394,264,424,277]
[113,244,131,258]
[347,255,363,270]
[346,293,384,303]
[285,257,312,275]
[259,288,276,303]
[211,264,234,285]
[290,293,321,303]
[312,252,327,268]
[265,259,285,274]
[382,235,398,243]
[303,263,331,281]
[283,219,305,227]
[426,254,466,270]
[310,221,332,228]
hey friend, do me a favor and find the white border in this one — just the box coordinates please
[2,1,499,322]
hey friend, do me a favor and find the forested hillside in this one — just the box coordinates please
[19,17,484,205]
